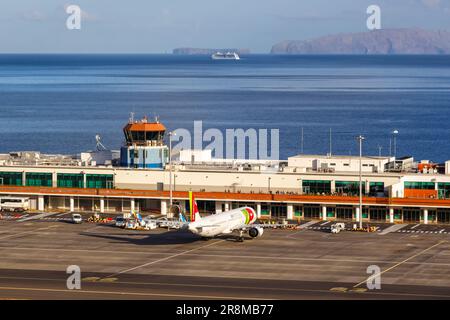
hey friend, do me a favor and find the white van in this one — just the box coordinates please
[0,197,30,212]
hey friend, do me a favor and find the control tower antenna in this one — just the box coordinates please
[95,134,107,151]
[129,112,135,123]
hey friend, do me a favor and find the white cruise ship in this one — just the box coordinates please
[211,51,240,60]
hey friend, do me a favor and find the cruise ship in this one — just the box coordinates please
[211,52,240,60]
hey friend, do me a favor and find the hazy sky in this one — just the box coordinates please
[1,0,450,53]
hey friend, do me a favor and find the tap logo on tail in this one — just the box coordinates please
[189,191,201,222]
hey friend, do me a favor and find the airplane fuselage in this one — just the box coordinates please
[187,207,256,237]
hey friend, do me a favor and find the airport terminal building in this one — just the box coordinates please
[1,117,450,225]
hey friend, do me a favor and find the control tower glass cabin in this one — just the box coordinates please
[120,116,169,169]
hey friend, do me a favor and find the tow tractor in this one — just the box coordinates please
[351,224,377,233]
[87,213,111,223]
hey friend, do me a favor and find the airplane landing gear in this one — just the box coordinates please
[237,230,244,242]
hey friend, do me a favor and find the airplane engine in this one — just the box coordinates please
[248,226,264,238]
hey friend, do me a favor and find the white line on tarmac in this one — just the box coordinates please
[105,239,226,278]
[379,224,408,235]
[0,225,59,241]
[0,285,268,300]
[5,246,450,267]
[354,240,448,288]
[411,224,420,230]
[320,221,331,226]
[18,212,60,222]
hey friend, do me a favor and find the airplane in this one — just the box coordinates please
[158,191,276,242]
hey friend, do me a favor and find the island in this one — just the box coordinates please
[271,28,450,54]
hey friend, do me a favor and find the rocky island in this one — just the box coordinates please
[271,28,450,54]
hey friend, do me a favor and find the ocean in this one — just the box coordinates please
[0,54,449,162]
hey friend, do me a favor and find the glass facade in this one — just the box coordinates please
[336,206,353,220]
[57,173,84,188]
[261,204,270,216]
[438,183,450,199]
[196,200,215,214]
[86,174,114,189]
[302,180,331,194]
[335,181,366,196]
[369,207,388,221]
[271,204,287,218]
[303,205,321,219]
[369,182,385,196]
[437,209,450,224]
[26,172,52,187]
[293,205,302,217]
[403,207,421,222]
[404,181,435,190]
[0,172,22,186]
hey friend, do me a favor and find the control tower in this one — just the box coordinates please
[120,115,169,168]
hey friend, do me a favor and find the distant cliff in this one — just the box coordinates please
[271,29,450,54]
[173,48,250,55]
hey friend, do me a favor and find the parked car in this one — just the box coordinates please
[143,217,158,229]
[115,216,126,228]
[71,214,83,224]
[156,217,170,228]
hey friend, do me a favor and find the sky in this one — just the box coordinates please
[1,0,450,53]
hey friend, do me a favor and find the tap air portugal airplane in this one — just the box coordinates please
[174,192,271,242]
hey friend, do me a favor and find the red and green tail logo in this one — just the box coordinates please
[241,208,255,224]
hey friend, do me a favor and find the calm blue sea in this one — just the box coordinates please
[0,54,449,162]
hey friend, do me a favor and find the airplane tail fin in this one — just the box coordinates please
[189,191,202,222]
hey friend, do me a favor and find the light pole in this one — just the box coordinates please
[168,131,176,207]
[392,130,399,158]
[357,135,365,229]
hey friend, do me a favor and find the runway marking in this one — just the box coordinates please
[350,288,367,293]
[320,221,331,226]
[18,212,60,222]
[378,224,408,235]
[0,225,59,241]
[353,240,448,288]
[285,221,317,238]
[3,246,450,267]
[330,287,348,292]
[1,279,450,299]
[105,239,226,278]
[411,224,420,230]
[2,273,450,299]
[98,278,117,283]
[0,285,269,300]
[82,277,100,282]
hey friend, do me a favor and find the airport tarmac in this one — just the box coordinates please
[0,217,450,299]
